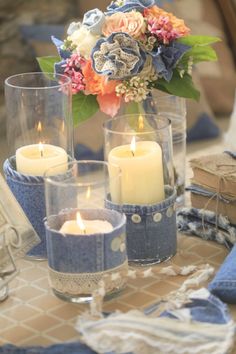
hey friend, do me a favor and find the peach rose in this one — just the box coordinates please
[103,11,146,39]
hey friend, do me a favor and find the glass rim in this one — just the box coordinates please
[103,114,171,135]
[44,160,121,188]
[4,72,71,90]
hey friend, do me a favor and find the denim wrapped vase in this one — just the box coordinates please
[45,208,127,303]
[3,156,46,258]
[106,187,177,264]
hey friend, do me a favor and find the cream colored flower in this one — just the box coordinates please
[68,25,99,59]
[103,11,146,38]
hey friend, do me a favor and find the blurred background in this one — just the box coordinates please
[0,0,235,161]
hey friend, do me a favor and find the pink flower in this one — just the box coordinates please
[144,6,190,44]
[102,11,146,38]
[62,54,86,94]
[148,16,180,44]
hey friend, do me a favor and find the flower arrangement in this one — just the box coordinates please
[38,0,219,125]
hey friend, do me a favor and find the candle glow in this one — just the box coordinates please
[76,212,86,234]
[130,136,136,157]
[38,142,44,158]
[86,186,91,200]
[37,121,42,133]
[138,115,144,131]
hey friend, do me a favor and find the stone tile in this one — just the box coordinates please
[121,291,156,309]
[19,267,47,282]
[45,324,78,342]
[28,293,63,311]
[23,314,60,332]
[127,276,157,288]
[0,296,22,313]
[145,280,179,297]
[32,276,50,290]
[4,304,41,322]
[189,244,222,258]
[50,304,81,321]
[18,335,56,346]
[103,301,133,313]
[0,315,16,330]
[1,326,35,343]
[12,286,46,301]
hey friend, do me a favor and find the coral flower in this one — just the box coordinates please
[82,60,121,117]
[144,6,190,41]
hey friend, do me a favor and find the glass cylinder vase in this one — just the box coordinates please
[3,72,73,259]
[121,91,186,208]
[143,91,186,208]
[103,114,177,265]
[44,160,127,303]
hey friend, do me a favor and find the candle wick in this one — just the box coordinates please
[83,229,86,235]
[40,150,43,158]
[131,151,135,157]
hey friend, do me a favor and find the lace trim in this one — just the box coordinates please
[48,261,128,295]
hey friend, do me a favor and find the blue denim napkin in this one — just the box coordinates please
[0,342,96,354]
[178,207,236,304]
[208,243,236,304]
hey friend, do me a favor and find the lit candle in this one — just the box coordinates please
[108,138,165,205]
[16,143,68,176]
[59,212,113,235]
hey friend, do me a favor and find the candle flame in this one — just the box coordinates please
[138,115,144,131]
[86,186,91,199]
[130,136,136,157]
[76,212,86,234]
[38,142,44,157]
[37,121,42,133]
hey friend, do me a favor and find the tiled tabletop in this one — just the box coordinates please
[0,233,235,348]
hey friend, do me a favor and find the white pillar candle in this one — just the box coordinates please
[108,140,165,205]
[16,143,68,176]
[60,212,113,235]
[59,219,113,235]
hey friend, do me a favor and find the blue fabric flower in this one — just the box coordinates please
[151,42,190,82]
[51,36,71,75]
[51,36,71,60]
[91,32,146,80]
[106,0,155,15]
[82,8,106,35]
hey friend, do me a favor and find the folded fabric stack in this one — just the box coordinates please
[188,151,236,225]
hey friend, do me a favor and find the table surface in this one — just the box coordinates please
[0,140,236,352]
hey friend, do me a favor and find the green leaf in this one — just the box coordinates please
[36,56,60,74]
[155,71,200,101]
[181,45,218,63]
[72,93,99,126]
[178,35,221,47]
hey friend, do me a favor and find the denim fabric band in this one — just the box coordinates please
[106,187,177,264]
[45,208,127,296]
[208,243,236,304]
[3,157,47,259]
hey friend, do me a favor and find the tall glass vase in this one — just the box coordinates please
[121,90,186,208]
